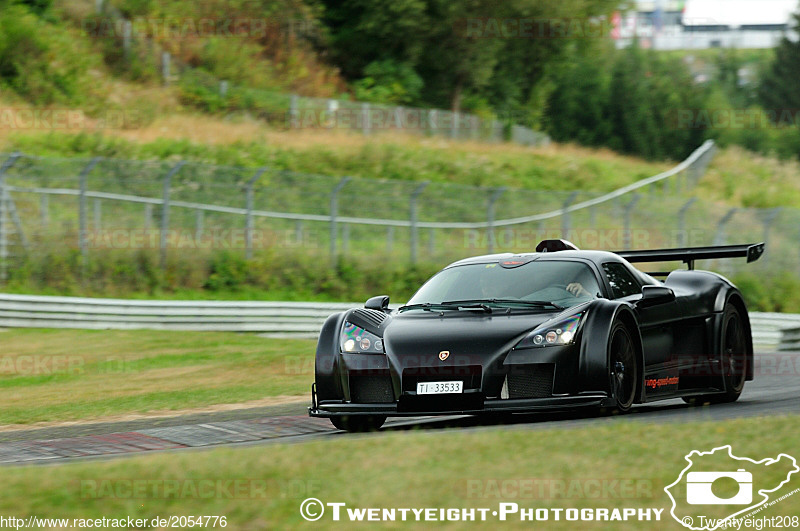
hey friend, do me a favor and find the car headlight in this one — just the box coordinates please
[341,321,385,353]
[517,312,585,348]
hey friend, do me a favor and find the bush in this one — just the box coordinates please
[352,60,423,105]
[5,246,440,302]
[731,271,800,313]
[0,3,101,106]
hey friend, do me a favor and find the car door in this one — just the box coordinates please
[601,262,679,387]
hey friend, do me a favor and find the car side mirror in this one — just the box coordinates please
[365,295,390,312]
[639,285,675,306]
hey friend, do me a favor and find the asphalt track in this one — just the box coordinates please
[0,351,797,466]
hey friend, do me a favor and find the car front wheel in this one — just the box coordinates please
[609,321,638,412]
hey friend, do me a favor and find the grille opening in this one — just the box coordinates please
[503,364,555,399]
[349,370,394,403]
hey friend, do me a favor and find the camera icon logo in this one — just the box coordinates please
[686,469,753,505]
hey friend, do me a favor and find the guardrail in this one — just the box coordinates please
[0,294,352,338]
[778,326,800,351]
[749,313,800,351]
[0,294,799,349]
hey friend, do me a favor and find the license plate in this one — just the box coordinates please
[416,381,463,395]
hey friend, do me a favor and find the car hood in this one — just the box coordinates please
[383,310,559,368]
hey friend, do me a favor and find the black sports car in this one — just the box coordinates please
[309,239,765,432]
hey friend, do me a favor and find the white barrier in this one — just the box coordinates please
[0,293,797,348]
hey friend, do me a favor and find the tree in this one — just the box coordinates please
[606,43,663,158]
[759,10,800,112]
[544,41,614,146]
[321,0,619,113]
[415,0,504,112]
[321,0,430,80]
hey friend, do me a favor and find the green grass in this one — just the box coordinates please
[699,145,800,208]
[0,329,315,425]
[0,129,670,191]
[0,415,797,529]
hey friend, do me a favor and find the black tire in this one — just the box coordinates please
[330,415,386,432]
[683,303,747,405]
[609,321,638,412]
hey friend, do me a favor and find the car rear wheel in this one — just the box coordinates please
[609,321,638,412]
[330,415,386,432]
[683,303,747,406]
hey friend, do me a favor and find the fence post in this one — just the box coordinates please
[144,204,152,231]
[0,182,5,285]
[289,94,299,129]
[327,99,338,131]
[451,111,459,139]
[245,168,267,260]
[5,196,28,250]
[122,20,132,58]
[713,208,738,247]
[159,161,185,270]
[428,227,435,257]
[487,187,506,254]
[760,208,781,265]
[295,221,303,247]
[40,193,49,229]
[161,52,171,86]
[0,153,21,284]
[219,80,229,98]
[329,177,350,262]
[622,194,641,250]
[361,103,370,136]
[677,198,697,247]
[93,199,102,231]
[195,210,204,243]
[561,191,579,240]
[409,182,429,264]
[79,157,101,277]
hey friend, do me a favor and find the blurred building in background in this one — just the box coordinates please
[615,0,797,49]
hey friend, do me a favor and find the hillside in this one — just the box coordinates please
[0,116,670,191]
[4,115,800,210]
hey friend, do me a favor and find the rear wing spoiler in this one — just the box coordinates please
[615,242,765,271]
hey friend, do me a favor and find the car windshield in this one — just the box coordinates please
[406,260,600,308]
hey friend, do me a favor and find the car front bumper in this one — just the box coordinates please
[308,392,613,418]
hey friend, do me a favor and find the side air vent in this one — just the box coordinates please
[350,308,388,329]
[503,364,555,399]
[349,370,394,403]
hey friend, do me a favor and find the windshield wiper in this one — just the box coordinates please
[398,303,459,313]
[400,301,492,313]
[438,299,493,313]
[454,303,493,313]
[489,299,564,310]
[442,299,563,311]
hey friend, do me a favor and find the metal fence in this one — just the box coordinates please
[179,71,551,145]
[93,1,551,146]
[0,139,799,284]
